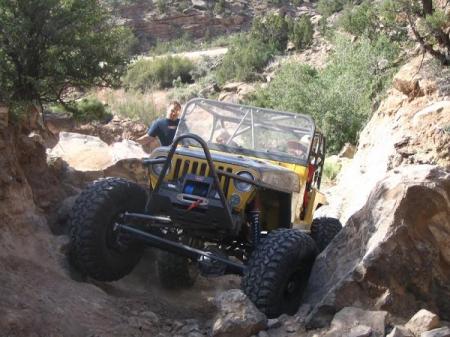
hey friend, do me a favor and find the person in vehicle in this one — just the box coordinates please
[215,128,238,147]
[287,139,308,159]
[137,101,182,151]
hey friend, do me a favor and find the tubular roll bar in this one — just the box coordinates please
[147,133,236,231]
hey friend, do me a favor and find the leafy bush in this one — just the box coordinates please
[50,97,111,123]
[170,75,218,103]
[248,34,399,153]
[216,35,276,83]
[251,13,289,52]
[0,0,134,104]
[339,1,378,38]
[289,15,314,50]
[213,0,226,14]
[73,98,111,122]
[156,0,167,13]
[123,56,195,91]
[317,0,349,17]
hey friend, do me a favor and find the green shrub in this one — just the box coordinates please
[213,0,226,14]
[50,97,111,123]
[251,13,289,52]
[170,75,218,103]
[216,35,276,83]
[339,1,378,38]
[123,56,195,91]
[323,159,342,181]
[317,0,347,17]
[156,0,167,14]
[248,34,399,153]
[317,0,364,17]
[73,98,111,122]
[289,15,314,50]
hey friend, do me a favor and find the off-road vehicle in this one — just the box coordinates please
[69,99,342,317]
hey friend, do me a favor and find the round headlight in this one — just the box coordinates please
[234,171,254,192]
[152,156,170,176]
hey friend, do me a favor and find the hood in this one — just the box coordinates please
[153,146,301,193]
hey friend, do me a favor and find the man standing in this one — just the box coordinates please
[137,101,182,151]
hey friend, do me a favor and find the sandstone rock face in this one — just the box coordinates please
[48,132,147,172]
[45,113,148,145]
[212,289,267,337]
[393,62,423,98]
[218,82,256,103]
[0,125,239,336]
[338,143,356,159]
[317,55,450,224]
[305,165,450,328]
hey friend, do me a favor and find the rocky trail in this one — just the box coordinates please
[1,53,450,337]
[140,47,229,61]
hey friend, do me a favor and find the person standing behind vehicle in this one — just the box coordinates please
[136,101,182,151]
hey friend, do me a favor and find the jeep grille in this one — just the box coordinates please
[172,158,234,197]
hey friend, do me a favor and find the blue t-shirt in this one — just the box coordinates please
[147,118,179,146]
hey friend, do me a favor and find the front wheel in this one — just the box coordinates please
[242,229,317,318]
[310,217,342,252]
[69,177,147,281]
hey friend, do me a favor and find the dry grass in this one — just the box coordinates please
[95,88,168,125]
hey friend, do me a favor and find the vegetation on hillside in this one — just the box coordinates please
[248,35,399,153]
[0,0,135,107]
[123,56,195,91]
[322,0,450,65]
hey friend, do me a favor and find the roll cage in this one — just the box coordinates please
[176,99,319,166]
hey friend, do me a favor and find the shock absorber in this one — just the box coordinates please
[249,210,261,248]
[248,196,261,248]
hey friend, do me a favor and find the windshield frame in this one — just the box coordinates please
[176,98,316,165]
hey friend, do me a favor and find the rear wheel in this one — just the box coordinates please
[156,236,201,289]
[242,229,317,318]
[310,217,342,252]
[69,177,147,281]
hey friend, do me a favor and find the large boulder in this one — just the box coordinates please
[211,289,267,337]
[305,165,450,328]
[405,309,441,336]
[48,132,147,172]
[316,55,449,224]
[323,307,388,337]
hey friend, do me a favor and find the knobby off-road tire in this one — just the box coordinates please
[69,177,147,281]
[242,229,318,318]
[156,237,200,289]
[157,251,199,289]
[310,217,342,253]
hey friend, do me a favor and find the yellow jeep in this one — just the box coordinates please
[69,99,342,318]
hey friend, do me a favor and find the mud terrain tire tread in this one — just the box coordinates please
[310,217,342,252]
[242,229,317,318]
[69,177,146,281]
[157,251,197,289]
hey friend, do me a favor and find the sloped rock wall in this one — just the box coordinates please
[305,165,450,328]
[317,55,450,224]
